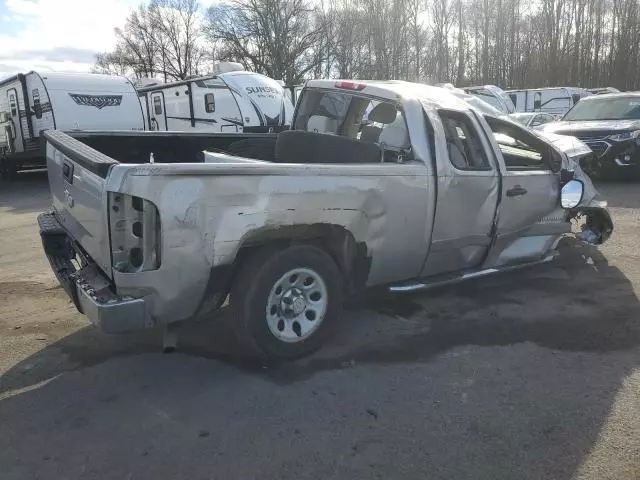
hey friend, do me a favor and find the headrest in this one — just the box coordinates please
[307,115,338,134]
[379,122,410,149]
[368,103,397,124]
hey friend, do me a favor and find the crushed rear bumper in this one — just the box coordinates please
[38,212,152,333]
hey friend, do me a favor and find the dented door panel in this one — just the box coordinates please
[420,108,500,277]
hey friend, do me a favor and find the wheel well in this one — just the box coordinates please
[234,224,371,293]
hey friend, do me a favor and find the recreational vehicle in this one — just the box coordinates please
[137,64,295,133]
[463,85,516,114]
[506,87,591,116]
[0,72,143,178]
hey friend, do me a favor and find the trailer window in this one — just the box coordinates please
[32,89,42,119]
[9,93,17,116]
[204,93,215,113]
[153,96,163,115]
[533,92,542,111]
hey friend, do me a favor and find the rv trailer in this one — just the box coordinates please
[0,72,143,178]
[506,87,591,116]
[137,63,294,133]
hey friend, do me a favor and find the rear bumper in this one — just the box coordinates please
[38,212,152,333]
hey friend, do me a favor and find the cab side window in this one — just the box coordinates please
[439,111,490,171]
[486,117,555,171]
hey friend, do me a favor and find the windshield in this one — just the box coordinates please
[563,97,640,121]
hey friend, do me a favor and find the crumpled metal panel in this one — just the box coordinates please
[106,160,433,324]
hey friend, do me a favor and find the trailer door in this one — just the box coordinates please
[149,92,167,131]
[6,89,23,153]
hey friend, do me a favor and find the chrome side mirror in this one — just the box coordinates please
[561,179,584,208]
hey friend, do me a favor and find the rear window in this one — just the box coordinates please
[292,89,412,162]
[295,90,408,140]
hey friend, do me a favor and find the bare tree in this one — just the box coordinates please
[205,0,326,85]
[95,0,640,90]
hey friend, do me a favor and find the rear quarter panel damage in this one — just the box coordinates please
[106,162,432,323]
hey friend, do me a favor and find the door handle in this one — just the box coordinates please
[506,185,527,197]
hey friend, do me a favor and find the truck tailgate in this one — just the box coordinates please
[45,130,117,275]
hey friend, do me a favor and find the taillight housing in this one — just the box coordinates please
[108,193,161,273]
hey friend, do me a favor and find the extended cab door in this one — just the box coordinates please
[481,116,565,266]
[420,109,500,277]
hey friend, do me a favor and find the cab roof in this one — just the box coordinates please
[304,79,500,114]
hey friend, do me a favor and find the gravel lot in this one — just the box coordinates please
[1,171,639,479]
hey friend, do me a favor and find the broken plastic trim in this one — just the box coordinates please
[568,207,613,245]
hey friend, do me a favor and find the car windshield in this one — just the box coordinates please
[563,97,640,121]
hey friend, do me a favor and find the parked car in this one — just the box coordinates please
[38,80,612,360]
[542,92,640,178]
[509,112,557,130]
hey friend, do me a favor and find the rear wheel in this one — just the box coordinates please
[231,245,344,360]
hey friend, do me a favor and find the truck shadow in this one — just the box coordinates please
[1,240,639,479]
[0,170,50,214]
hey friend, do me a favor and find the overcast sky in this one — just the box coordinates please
[0,0,217,80]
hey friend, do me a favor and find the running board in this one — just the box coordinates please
[388,252,558,293]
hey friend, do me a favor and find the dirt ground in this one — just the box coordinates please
[1,171,639,479]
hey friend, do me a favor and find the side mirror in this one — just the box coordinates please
[561,179,584,208]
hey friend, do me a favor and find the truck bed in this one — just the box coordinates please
[54,130,278,176]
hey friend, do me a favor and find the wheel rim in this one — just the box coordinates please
[265,267,328,343]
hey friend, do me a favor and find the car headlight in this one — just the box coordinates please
[608,130,640,142]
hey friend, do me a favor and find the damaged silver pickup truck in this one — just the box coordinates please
[38,80,613,359]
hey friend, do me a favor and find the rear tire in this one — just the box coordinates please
[231,245,344,360]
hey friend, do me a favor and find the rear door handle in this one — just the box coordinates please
[506,185,527,197]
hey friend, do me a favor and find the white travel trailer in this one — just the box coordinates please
[0,71,144,177]
[506,87,591,116]
[463,85,516,114]
[137,64,295,133]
